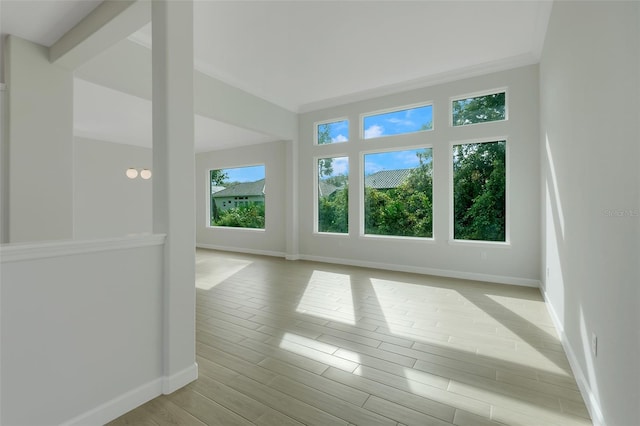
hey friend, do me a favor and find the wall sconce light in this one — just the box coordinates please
[126,168,139,179]
[140,169,152,180]
[126,168,152,180]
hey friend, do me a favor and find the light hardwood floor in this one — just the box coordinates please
[108,249,591,426]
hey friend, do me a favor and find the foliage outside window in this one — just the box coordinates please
[453,141,506,241]
[317,119,349,145]
[364,148,433,238]
[210,165,265,229]
[363,104,433,140]
[317,157,349,233]
[452,91,506,126]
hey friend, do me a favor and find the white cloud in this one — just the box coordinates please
[365,162,384,175]
[387,117,414,127]
[332,134,348,143]
[396,150,422,167]
[332,157,349,175]
[364,124,384,139]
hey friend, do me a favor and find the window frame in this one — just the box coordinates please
[359,144,436,241]
[450,87,508,128]
[314,117,350,145]
[360,101,434,141]
[448,136,510,246]
[207,163,267,231]
[314,154,350,235]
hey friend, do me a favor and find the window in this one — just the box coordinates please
[452,91,506,126]
[363,104,433,140]
[453,141,506,242]
[210,165,266,229]
[317,156,349,233]
[316,119,349,145]
[363,148,433,238]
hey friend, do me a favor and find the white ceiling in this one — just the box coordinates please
[1,0,552,151]
[1,0,103,47]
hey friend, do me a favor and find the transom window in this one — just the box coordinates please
[316,119,349,145]
[452,90,506,126]
[363,104,433,140]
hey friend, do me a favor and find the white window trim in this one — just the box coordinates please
[208,225,266,233]
[314,154,350,235]
[359,144,435,240]
[448,136,510,246]
[449,87,509,128]
[360,101,434,141]
[313,117,350,145]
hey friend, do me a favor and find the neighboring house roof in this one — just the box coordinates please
[364,169,412,189]
[212,179,265,197]
[318,181,340,197]
[211,186,226,194]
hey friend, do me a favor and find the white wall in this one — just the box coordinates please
[74,137,152,239]
[75,38,298,141]
[196,141,287,256]
[298,65,540,286]
[5,36,74,242]
[0,236,165,425]
[539,2,640,425]
[0,83,7,244]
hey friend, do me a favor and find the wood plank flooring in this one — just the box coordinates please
[108,249,591,426]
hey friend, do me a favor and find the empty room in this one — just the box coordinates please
[0,1,638,426]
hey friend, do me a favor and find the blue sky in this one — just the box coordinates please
[364,148,431,175]
[221,165,265,183]
[319,105,432,143]
[319,120,349,143]
[364,105,432,139]
[320,156,349,177]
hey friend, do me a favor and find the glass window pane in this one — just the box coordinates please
[453,141,506,241]
[363,148,433,237]
[317,120,349,144]
[317,157,349,233]
[452,91,506,126]
[210,165,266,229]
[363,105,433,139]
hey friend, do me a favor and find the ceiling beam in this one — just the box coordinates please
[49,0,150,70]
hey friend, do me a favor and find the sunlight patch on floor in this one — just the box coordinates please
[195,258,252,290]
[296,270,356,324]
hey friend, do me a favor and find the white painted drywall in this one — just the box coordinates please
[74,137,152,239]
[0,83,7,244]
[298,65,540,285]
[75,38,297,141]
[0,237,165,425]
[196,140,287,255]
[6,36,74,242]
[540,2,640,425]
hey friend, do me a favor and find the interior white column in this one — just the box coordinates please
[151,0,197,393]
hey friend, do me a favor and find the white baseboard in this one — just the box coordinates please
[62,363,198,426]
[163,362,199,394]
[62,378,163,426]
[195,245,539,287]
[196,243,285,258]
[299,254,541,288]
[542,288,604,426]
